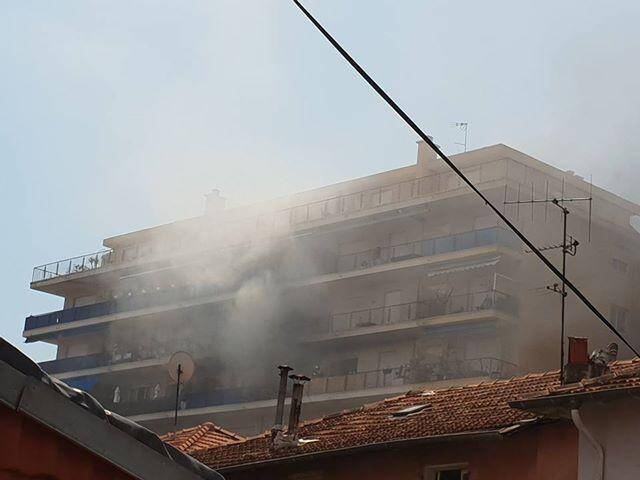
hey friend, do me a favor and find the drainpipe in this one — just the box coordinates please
[571,409,604,480]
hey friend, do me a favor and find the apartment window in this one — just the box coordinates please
[425,465,470,480]
[611,304,629,334]
[611,257,629,275]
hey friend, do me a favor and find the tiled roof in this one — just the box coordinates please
[513,358,640,402]
[194,372,557,470]
[193,359,640,470]
[161,423,245,454]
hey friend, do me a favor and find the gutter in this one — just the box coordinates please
[571,409,604,480]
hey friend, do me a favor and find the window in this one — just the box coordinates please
[425,465,470,480]
[425,464,470,480]
[611,304,629,334]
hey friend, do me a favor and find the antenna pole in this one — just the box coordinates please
[505,196,582,380]
[174,363,183,427]
[559,203,569,381]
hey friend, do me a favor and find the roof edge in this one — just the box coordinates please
[214,429,503,473]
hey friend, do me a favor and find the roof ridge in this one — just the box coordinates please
[182,424,214,450]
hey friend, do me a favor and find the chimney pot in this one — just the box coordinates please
[204,189,226,215]
[568,337,589,365]
[272,365,294,439]
[562,337,590,384]
[286,374,310,438]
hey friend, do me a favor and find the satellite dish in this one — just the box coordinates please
[168,351,195,384]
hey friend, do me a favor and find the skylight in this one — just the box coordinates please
[391,404,431,418]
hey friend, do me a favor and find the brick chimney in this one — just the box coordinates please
[563,337,589,384]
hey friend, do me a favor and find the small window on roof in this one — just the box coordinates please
[391,404,430,418]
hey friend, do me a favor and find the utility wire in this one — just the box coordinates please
[291,0,639,357]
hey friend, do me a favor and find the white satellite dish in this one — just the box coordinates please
[167,351,195,384]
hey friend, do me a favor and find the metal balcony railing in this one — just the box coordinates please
[323,289,517,334]
[38,346,171,375]
[307,357,517,396]
[39,353,108,374]
[105,356,516,417]
[31,161,507,284]
[24,283,222,331]
[270,160,504,229]
[334,226,519,273]
[24,227,520,333]
[32,249,115,283]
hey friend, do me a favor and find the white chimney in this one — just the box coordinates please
[204,189,226,215]
[416,137,441,176]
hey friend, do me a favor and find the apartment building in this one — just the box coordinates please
[23,143,640,436]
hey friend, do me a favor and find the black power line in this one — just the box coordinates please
[291,0,639,357]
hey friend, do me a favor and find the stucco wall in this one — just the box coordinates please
[0,404,134,480]
[223,422,577,480]
[577,398,640,480]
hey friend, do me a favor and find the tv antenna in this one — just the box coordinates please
[451,122,469,152]
[167,351,195,428]
[504,179,593,380]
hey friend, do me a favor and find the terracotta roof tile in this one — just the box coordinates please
[525,358,640,399]
[161,423,245,454]
[192,359,640,470]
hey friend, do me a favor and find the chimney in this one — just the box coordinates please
[271,365,293,439]
[416,137,441,176]
[563,336,589,384]
[204,189,226,215]
[286,374,310,439]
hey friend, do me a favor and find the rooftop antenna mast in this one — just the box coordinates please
[504,184,592,380]
[451,122,469,152]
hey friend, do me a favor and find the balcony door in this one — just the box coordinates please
[384,290,404,325]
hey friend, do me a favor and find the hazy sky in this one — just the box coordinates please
[2,0,639,361]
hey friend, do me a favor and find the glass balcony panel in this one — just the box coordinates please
[434,236,455,254]
[476,227,498,246]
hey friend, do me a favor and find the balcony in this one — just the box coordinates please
[39,347,170,377]
[112,357,515,418]
[24,227,519,336]
[270,159,506,229]
[32,249,116,283]
[307,357,517,396]
[334,227,519,273]
[320,289,517,337]
[108,385,279,417]
[31,160,508,285]
[39,353,108,374]
[24,283,222,332]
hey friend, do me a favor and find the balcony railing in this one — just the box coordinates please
[24,283,222,331]
[25,227,520,333]
[335,226,519,273]
[269,160,505,229]
[107,357,515,416]
[31,161,507,284]
[32,250,116,283]
[307,357,517,396]
[39,353,108,374]
[323,289,516,334]
[38,346,171,375]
